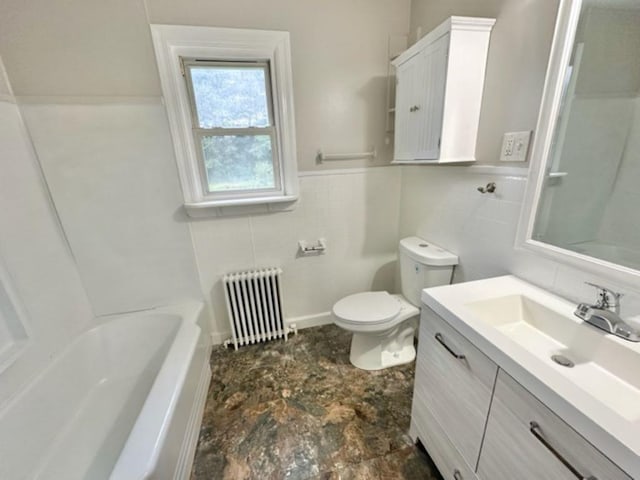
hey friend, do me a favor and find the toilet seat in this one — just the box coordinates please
[332,291,401,326]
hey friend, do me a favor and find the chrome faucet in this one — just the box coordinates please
[574,282,640,342]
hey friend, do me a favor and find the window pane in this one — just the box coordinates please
[201,135,276,192]
[190,65,270,129]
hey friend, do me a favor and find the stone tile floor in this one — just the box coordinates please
[191,324,443,480]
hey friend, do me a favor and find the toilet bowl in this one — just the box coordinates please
[333,292,419,370]
[332,237,458,371]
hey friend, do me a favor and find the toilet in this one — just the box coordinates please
[332,236,458,371]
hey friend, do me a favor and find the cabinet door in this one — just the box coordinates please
[414,308,498,469]
[393,34,449,162]
[478,371,631,480]
[412,390,480,480]
[394,52,420,161]
[414,33,448,160]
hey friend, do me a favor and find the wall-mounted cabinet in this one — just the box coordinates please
[392,17,495,164]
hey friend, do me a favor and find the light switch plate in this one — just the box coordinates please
[500,131,531,162]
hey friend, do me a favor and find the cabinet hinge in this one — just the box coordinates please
[438,137,441,148]
[179,57,186,77]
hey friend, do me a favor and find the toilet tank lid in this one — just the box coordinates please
[399,237,459,266]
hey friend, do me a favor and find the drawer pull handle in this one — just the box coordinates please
[434,333,466,360]
[453,469,463,480]
[529,421,598,480]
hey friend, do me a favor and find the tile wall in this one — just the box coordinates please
[398,165,640,325]
[191,167,402,342]
[0,62,94,406]
[20,102,202,316]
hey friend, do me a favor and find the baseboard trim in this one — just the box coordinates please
[210,311,334,345]
[286,311,333,330]
[210,331,229,346]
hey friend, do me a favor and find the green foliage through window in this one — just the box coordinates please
[201,135,275,192]
[186,60,278,194]
[191,65,270,129]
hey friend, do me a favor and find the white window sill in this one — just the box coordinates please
[184,195,298,218]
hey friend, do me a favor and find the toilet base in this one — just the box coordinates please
[348,320,417,371]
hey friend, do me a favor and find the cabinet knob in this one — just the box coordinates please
[453,470,463,480]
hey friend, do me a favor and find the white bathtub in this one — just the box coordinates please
[0,302,211,480]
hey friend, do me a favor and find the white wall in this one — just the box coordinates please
[143,0,411,341]
[0,58,94,406]
[20,102,202,316]
[537,6,640,248]
[399,164,640,319]
[145,0,411,171]
[399,167,527,281]
[400,0,561,283]
[575,7,640,96]
[538,96,634,246]
[409,0,560,166]
[4,0,637,347]
[0,0,161,97]
[0,0,204,317]
[0,0,411,340]
[0,60,11,98]
[193,168,402,341]
[599,97,640,255]
[401,0,640,321]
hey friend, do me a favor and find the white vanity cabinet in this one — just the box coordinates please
[411,307,633,480]
[478,371,631,480]
[411,308,497,477]
[392,17,495,164]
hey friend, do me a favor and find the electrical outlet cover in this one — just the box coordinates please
[511,131,532,162]
[500,131,531,162]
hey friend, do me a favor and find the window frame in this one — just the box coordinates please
[182,58,283,198]
[151,25,299,215]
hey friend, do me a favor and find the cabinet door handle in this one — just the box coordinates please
[529,422,598,480]
[434,333,466,360]
[453,469,463,480]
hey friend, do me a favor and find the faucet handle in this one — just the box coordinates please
[585,282,623,310]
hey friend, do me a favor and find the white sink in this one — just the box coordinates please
[466,294,640,421]
[421,275,640,477]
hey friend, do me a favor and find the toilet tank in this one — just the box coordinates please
[399,237,459,306]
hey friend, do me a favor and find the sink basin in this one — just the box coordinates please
[465,294,640,421]
[422,275,640,476]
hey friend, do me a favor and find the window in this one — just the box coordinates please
[184,60,280,195]
[151,26,298,215]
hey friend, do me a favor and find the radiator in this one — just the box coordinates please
[223,268,289,350]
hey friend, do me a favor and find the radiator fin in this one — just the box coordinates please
[223,268,287,349]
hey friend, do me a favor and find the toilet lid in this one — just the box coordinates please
[333,292,401,325]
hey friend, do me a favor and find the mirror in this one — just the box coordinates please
[529,0,640,272]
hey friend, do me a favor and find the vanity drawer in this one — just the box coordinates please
[414,308,498,468]
[411,389,479,480]
[477,370,631,480]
